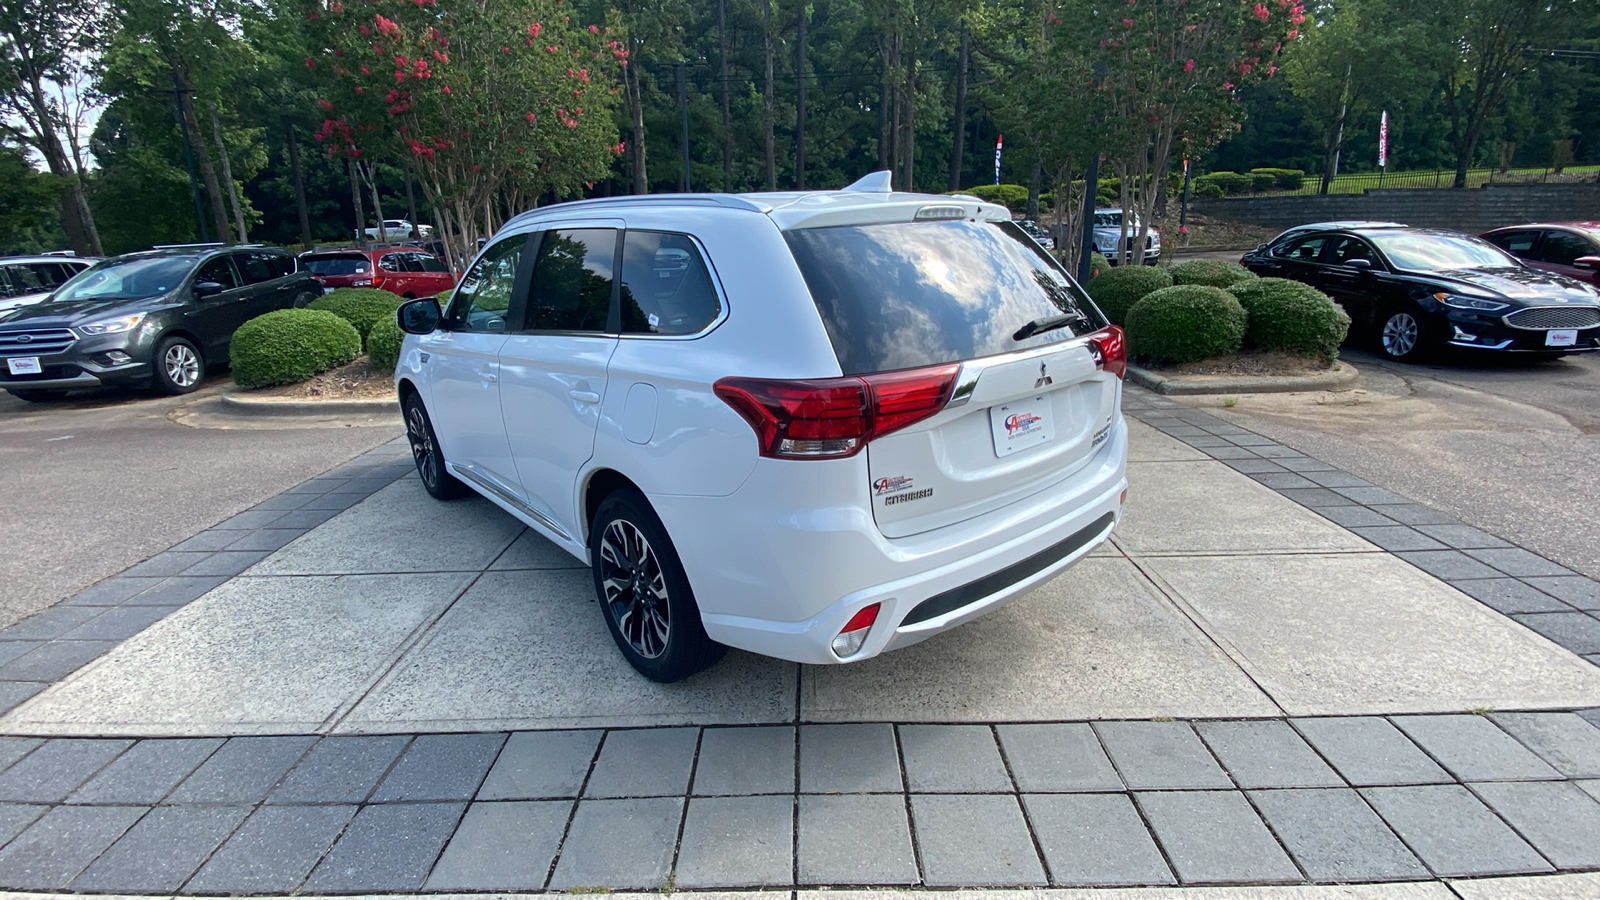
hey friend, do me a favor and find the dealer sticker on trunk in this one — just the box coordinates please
[990,396,1055,458]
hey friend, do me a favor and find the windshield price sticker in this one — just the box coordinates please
[990,396,1055,458]
[6,357,41,376]
[1546,329,1578,347]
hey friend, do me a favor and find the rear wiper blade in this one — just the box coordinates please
[1012,311,1087,341]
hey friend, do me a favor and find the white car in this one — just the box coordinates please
[362,219,433,240]
[1093,208,1161,265]
[393,172,1129,681]
[0,256,96,318]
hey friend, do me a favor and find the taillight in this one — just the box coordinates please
[1089,326,1126,380]
[714,364,959,460]
[832,603,880,658]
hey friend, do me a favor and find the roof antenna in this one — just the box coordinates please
[841,171,893,193]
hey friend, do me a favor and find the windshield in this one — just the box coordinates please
[1369,233,1520,271]
[302,254,371,276]
[51,256,196,303]
[784,219,1104,375]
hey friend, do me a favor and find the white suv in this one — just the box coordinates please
[394,173,1129,682]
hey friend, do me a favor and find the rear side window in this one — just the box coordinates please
[3,264,44,294]
[268,254,296,278]
[236,253,276,284]
[526,229,616,333]
[301,254,370,276]
[783,220,1102,375]
[416,254,449,273]
[618,231,721,335]
[1486,230,1540,257]
[1276,235,1328,262]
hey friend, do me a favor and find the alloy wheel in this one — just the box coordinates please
[165,344,200,387]
[406,405,439,489]
[1382,312,1419,358]
[598,520,671,659]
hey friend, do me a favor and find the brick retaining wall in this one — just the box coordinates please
[1191,182,1600,233]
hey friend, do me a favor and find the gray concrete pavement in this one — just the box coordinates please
[1187,349,1600,579]
[0,382,398,628]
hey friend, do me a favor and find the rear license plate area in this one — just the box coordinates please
[990,396,1054,458]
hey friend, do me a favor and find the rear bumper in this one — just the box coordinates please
[654,416,1129,664]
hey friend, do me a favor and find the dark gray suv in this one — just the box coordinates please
[0,245,319,401]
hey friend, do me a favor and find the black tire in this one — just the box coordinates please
[151,335,205,394]
[8,389,66,402]
[292,292,315,309]
[402,392,468,500]
[1376,306,1435,362]
[590,488,725,683]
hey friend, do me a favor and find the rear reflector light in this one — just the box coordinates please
[1089,326,1127,380]
[831,603,880,658]
[714,364,959,460]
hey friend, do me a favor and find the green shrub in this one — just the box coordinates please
[1170,258,1258,289]
[306,288,403,348]
[1085,264,1173,325]
[1227,277,1351,363]
[1089,251,1111,279]
[1249,172,1276,192]
[957,183,1029,212]
[1125,285,1247,365]
[1250,167,1305,190]
[367,313,405,371]
[1196,171,1253,195]
[1192,181,1224,200]
[230,309,362,388]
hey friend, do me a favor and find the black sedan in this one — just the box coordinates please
[1241,225,1600,361]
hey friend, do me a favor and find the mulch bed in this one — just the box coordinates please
[240,358,395,401]
[1143,351,1337,378]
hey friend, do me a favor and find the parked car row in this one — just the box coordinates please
[1240,221,1600,361]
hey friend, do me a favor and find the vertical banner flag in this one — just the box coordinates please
[995,134,1003,185]
[1379,111,1388,169]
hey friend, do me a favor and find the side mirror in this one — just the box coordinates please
[1346,258,1373,271]
[193,281,225,297]
[398,297,442,334]
[1574,256,1600,270]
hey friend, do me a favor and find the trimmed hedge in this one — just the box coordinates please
[1249,172,1276,192]
[1192,181,1224,200]
[954,183,1029,211]
[1170,258,1258,289]
[230,309,362,388]
[367,313,405,371]
[1250,167,1305,190]
[1089,251,1111,279]
[1195,171,1253,195]
[1084,264,1172,325]
[1125,285,1247,365]
[1228,277,1351,363]
[306,288,403,348]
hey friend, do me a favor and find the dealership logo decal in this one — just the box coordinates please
[1005,411,1044,436]
[873,475,915,495]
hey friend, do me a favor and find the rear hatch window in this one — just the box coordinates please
[783,219,1105,375]
[301,254,370,276]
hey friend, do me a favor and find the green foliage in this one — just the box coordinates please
[366,313,405,371]
[1170,259,1259,289]
[230,309,362,388]
[1125,286,1247,365]
[1192,181,1225,200]
[1085,265,1173,326]
[0,147,67,254]
[306,288,403,348]
[1228,278,1351,363]
[957,183,1029,211]
[1195,171,1254,195]
[1249,171,1276,192]
[1089,251,1111,279]
[1250,167,1305,190]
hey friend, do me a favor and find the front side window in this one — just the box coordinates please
[196,257,240,290]
[618,231,721,335]
[525,229,616,333]
[1276,235,1328,262]
[784,219,1103,375]
[1537,232,1599,267]
[449,235,525,333]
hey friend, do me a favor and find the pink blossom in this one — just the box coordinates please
[441,85,451,95]
[588,24,599,33]
[305,56,315,68]
[1286,27,1298,39]
[1184,58,1194,72]
[1252,3,1269,22]
[529,22,541,37]
[1122,17,1133,27]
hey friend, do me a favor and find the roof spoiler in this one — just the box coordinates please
[842,171,893,193]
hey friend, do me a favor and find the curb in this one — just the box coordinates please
[219,390,399,416]
[1127,361,1360,395]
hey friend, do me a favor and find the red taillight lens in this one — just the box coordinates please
[714,364,958,460]
[1089,326,1127,380]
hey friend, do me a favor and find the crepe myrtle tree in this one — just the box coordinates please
[305,0,624,270]
[1088,0,1300,264]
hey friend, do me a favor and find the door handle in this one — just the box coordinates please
[478,366,497,386]
[569,390,601,404]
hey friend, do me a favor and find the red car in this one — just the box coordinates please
[299,247,456,299]
[1480,222,1600,287]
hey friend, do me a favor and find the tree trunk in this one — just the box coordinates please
[763,0,776,191]
[877,35,891,171]
[360,163,388,241]
[901,36,915,192]
[350,158,366,248]
[624,58,648,193]
[719,0,732,191]
[17,64,99,254]
[404,160,421,238]
[179,87,230,245]
[948,21,967,191]
[208,102,247,243]
[888,32,901,186]
[286,124,314,249]
[1027,161,1040,220]
[795,3,807,190]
